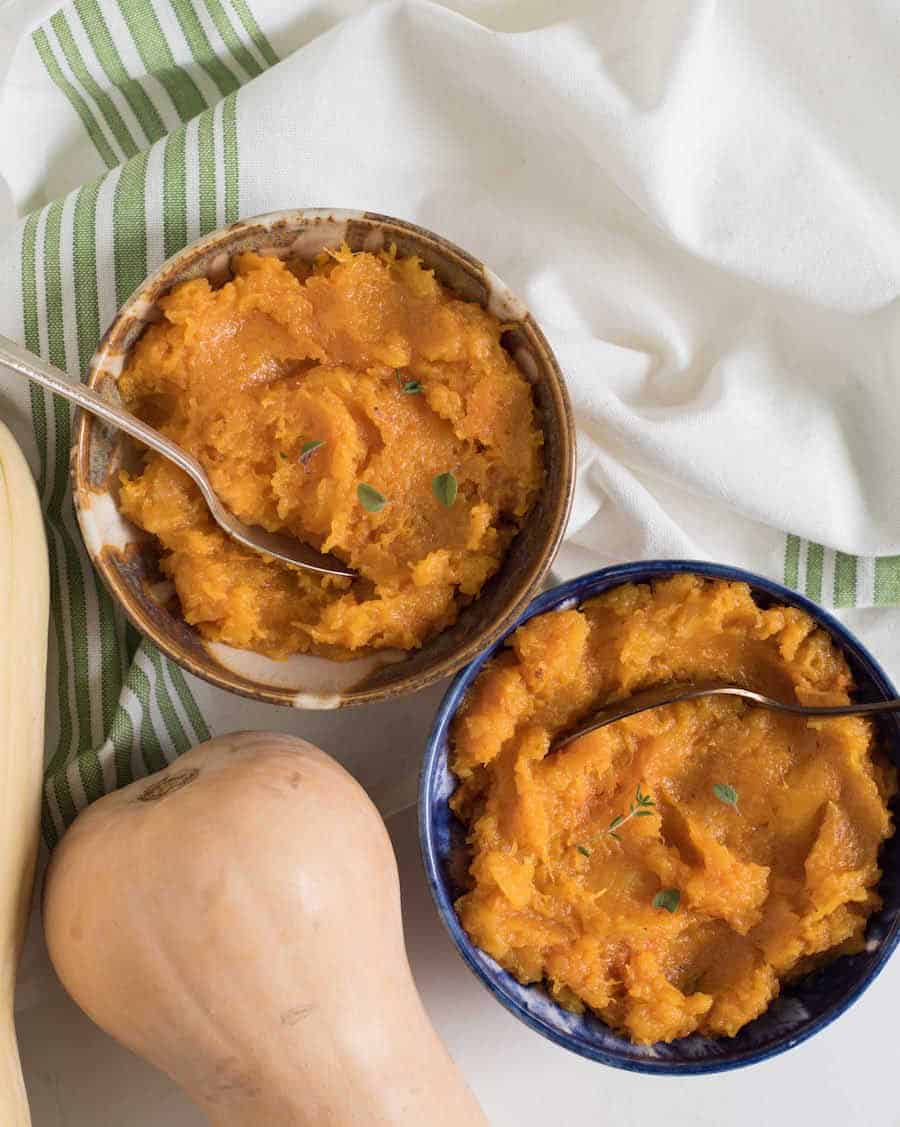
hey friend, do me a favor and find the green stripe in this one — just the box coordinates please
[44,200,107,805]
[198,108,217,234]
[222,89,239,222]
[168,663,211,742]
[113,151,149,305]
[784,534,800,590]
[112,613,138,787]
[110,701,136,788]
[171,0,240,96]
[73,182,128,738]
[75,0,167,144]
[148,645,191,752]
[203,0,262,78]
[72,181,103,373]
[33,27,117,169]
[805,541,824,602]
[163,127,188,257]
[22,213,75,838]
[43,203,67,374]
[37,204,79,826]
[41,785,59,851]
[75,736,104,800]
[41,204,79,794]
[20,215,47,491]
[50,10,138,158]
[227,0,278,66]
[833,552,858,609]
[128,659,168,773]
[874,557,900,606]
[117,0,207,122]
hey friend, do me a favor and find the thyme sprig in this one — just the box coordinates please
[607,783,656,841]
[300,439,325,465]
[577,784,655,857]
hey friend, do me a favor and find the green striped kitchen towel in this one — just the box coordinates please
[1,0,899,843]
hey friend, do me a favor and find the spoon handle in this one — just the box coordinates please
[745,693,900,717]
[553,682,900,752]
[657,683,900,719]
[0,334,357,577]
[0,334,208,490]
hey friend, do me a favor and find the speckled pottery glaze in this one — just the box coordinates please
[419,560,900,1074]
[72,209,575,709]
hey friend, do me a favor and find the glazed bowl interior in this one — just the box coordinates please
[419,560,900,1074]
[73,209,574,709]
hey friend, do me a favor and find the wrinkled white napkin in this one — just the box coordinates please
[9,1,900,592]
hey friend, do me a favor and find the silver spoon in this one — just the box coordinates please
[553,679,900,752]
[0,335,355,578]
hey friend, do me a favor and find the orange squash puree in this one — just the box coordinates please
[450,575,896,1044]
[117,249,543,658]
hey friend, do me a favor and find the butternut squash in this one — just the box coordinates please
[0,420,49,1126]
[43,732,486,1126]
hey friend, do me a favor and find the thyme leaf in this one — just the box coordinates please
[433,471,458,507]
[396,371,423,395]
[712,783,740,812]
[357,483,387,512]
[300,439,325,465]
[652,888,681,913]
[577,784,656,855]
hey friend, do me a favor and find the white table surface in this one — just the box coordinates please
[4,2,900,1122]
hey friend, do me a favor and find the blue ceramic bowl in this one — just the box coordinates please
[419,560,900,1074]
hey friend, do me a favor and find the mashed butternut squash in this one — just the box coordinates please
[450,575,896,1044]
[118,249,543,657]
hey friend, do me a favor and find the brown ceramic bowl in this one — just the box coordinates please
[73,209,575,709]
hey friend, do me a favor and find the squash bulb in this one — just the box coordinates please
[44,733,486,1126]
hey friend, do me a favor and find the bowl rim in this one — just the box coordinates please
[419,559,900,1074]
[72,207,576,708]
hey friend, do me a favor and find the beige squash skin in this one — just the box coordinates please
[0,420,50,1126]
[43,733,486,1126]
